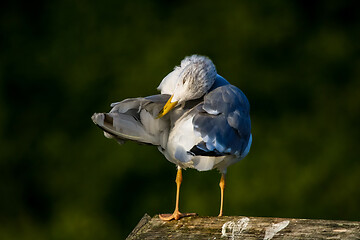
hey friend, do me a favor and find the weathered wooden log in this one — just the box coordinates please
[127,214,360,239]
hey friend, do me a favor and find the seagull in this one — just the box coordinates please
[92,55,252,221]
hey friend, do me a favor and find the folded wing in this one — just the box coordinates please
[191,85,251,158]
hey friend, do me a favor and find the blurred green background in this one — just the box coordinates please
[1,0,359,239]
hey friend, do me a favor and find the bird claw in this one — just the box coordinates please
[159,211,197,221]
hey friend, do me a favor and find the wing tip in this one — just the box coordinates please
[91,113,105,127]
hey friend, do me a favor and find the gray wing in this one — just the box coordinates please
[92,94,171,148]
[190,85,251,157]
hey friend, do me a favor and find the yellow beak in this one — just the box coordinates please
[157,95,178,118]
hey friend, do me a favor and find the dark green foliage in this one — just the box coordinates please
[1,0,359,239]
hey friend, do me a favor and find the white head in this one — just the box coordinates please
[172,55,217,103]
[158,55,217,118]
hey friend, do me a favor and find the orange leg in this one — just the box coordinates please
[218,173,226,217]
[159,167,197,221]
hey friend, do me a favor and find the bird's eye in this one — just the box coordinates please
[183,78,186,84]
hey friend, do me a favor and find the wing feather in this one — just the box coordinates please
[92,94,171,147]
[191,85,251,157]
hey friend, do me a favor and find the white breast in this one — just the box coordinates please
[164,115,237,173]
[165,116,200,167]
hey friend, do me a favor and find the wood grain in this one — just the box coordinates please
[127,214,360,239]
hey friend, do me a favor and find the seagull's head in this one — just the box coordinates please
[157,55,217,118]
